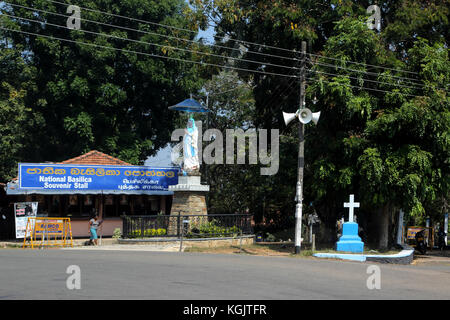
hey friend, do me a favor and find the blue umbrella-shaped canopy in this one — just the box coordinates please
[168,98,209,113]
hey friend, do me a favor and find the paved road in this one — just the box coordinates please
[0,248,449,299]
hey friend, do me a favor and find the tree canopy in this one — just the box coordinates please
[0,0,206,170]
[190,0,449,248]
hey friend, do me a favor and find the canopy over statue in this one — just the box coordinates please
[168,98,209,113]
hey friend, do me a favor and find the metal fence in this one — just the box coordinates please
[121,214,253,239]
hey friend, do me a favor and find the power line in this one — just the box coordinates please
[5,0,424,82]
[0,25,301,79]
[2,1,299,64]
[309,69,425,91]
[1,12,299,73]
[312,60,424,85]
[44,0,299,57]
[0,27,426,98]
[0,10,434,97]
[308,52,419,76]
[306,76,423,98]
[3,0,429,87]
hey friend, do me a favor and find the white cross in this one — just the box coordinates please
[344,194,359,222]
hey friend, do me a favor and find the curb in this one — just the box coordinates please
[313,245,414,264]
[118,234,255,244]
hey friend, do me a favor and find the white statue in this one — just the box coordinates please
[183,116,199,172]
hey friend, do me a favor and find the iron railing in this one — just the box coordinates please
[121,214,253,239]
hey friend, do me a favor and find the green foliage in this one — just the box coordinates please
[129,228,167,238]
[0,0,207,164]
[0,46,40,181]
[112,228,122,239]
[187,219,241,238]
[190,1,448,249]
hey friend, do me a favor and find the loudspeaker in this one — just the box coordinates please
[283,109,321,126]
[298,108,312,124]
[282,111,297,126]
[311,111,321,125]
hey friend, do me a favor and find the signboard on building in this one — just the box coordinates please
[18,163,179,192]
[14,202,38,239]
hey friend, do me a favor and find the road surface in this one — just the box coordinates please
[0,248,449,299]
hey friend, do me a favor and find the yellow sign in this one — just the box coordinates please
[406,226,434,248]
[22,217,73,249]
[406,227,425,240]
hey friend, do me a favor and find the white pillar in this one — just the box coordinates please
[397,210,404,245]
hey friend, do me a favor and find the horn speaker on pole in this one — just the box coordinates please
[283,112,297,126]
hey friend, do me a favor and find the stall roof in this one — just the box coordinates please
[59,150,132,166]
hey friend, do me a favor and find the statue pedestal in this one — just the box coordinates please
[168,173,209,235]
[336,222,364,253]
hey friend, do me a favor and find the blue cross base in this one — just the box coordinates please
[336,222,364,253]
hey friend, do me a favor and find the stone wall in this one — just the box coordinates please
[170,191,208,216]
[168,191,208,235]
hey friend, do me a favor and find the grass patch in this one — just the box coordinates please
[185,242,315,257]
[184,242,401,257]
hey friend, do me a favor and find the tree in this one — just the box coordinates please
[190,1,449,249]
[0,44,41,182]
[1,0,207,164]
[308,19,449,250]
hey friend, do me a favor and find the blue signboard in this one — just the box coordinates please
[19,163,179,192]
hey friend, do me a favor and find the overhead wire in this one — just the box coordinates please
[0,11,299,73]
[308,69,425,91]
[0,26,426,97]
[1,2,439,98]
[306,76,423,98]
[308,52,419,75]
[0,26,301,79]
[2,1,299,64]
[5,0,426,83]
[2,1,432,90]
[43,0,300,57]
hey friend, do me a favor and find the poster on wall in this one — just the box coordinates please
[14,202,38,239]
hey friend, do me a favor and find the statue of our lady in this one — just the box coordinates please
[182,116,199,172]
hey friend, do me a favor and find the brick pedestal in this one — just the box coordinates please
[170,191,208,216]
[168,173,209,235]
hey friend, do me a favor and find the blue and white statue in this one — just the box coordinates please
[183,116,199,172]
[169,97,209,175]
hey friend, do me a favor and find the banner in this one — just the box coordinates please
[19,163,179,192]
[15,202,38,239]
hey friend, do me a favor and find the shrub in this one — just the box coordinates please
[129,228,167,238]
[112,228,122,239]
[187,220,241,238]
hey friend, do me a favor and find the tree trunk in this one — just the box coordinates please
[378,204,390,251]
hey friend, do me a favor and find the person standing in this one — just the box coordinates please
[88,214,102,245]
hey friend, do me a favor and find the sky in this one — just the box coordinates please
[145,144,174,167]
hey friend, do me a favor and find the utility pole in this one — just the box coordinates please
[294,41,307,254]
